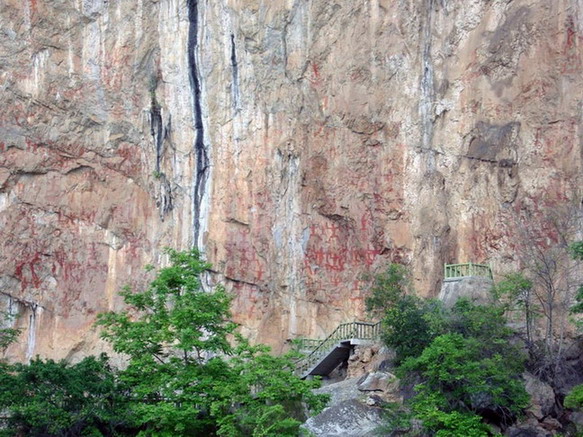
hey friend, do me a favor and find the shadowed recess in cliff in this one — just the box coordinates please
[149,95,164,174]
[187,0,210,249]
[149,82,173,220]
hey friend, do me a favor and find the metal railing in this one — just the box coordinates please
[293,338,322,354]
[444,262,493,280]
[295,321,381,376]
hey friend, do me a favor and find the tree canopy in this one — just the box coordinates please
[0,249,327,436]
[367,264,529,436]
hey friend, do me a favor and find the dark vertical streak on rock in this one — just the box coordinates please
[187,0,209,247]
[149,96,163,173]
[230,33,240,111]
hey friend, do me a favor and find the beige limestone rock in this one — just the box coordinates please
[0,0,582,360]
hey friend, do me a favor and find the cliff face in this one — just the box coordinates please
[0,0,581,359]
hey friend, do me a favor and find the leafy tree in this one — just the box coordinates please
[97,248,236,435]
[366,264,442,364]
[570,241,583,260]
[365,263,410,313]
[0,310,20,353]
[213,339,328,436]
[97,248,326,436]
[0,354,131,437]
[401,332,528,431]
[367,266,529,435]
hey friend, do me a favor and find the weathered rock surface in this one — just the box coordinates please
[524,372,556,420]
[303,399,384,437]
[0,0,582,359]
[506,425,553,437]
[347,343,393,379]
[438,276,494,307]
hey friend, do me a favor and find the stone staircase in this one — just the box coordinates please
[295,321,381,379]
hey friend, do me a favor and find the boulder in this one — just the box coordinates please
[302,399,384,437]
[357,371,401,403]
[523,372,556,419]
[438,276,494,308]
[506,425,552,437]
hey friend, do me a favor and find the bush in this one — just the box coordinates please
[0,354,131,436]
[367,266,529,435]
[565,384,583,410]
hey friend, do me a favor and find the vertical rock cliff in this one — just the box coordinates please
[0,0,581,358]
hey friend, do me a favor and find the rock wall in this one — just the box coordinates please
[0,0,581,359]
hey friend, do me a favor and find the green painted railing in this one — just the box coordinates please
[295,321,381,376]
[444,262,493,280]
[293,338,322,354]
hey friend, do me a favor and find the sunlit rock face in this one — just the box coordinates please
[0,0,581,359]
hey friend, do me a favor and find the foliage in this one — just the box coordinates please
[493,273,536,345]
[367,266,528,435]
[565,384,583,410]
[0,354,131,437]
[492,273,533,308]
[213,338,327,436]
[366,264,440,364]
[402,333,528,427]
[0,310,21,353]
[365,264,410,314]
[0,249,326,436]
[570,242,583,261]
[570,241,583,329]
[97,248,327,436]
[410,395,491,437]
[96,248,237,434]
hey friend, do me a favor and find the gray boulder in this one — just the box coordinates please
[302,399,385,437]
[523,372,556,419]
[439,276,494,308]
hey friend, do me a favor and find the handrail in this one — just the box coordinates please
[295,321,381,376]
[444,262,493,280]
[293,338,322,354]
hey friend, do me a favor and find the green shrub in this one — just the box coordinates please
[367,266,529,435]
[565,384,583,410]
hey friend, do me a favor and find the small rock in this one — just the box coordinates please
[540,417,561,431]
[365,395,383,406]
[570,410,583,430]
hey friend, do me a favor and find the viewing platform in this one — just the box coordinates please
[444,262,493,281]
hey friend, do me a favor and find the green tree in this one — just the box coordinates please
[213,339,328,436]
[367,267,529,435]
[0,310,20,353]
[97,248,326,436]
[0,354,131,437]
[401,332,528,431]
[366,264,442,364]
[365,263,410,312]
